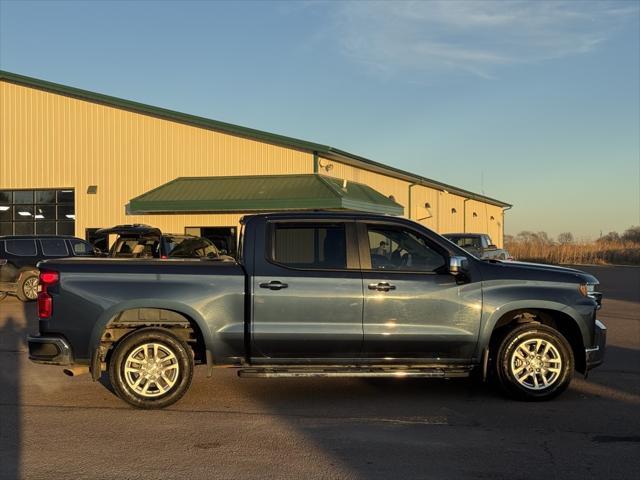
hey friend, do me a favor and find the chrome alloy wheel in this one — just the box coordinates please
[123,343,180,398]
[510,338,562,390]
[23,277,39,300]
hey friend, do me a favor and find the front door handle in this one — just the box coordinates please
[260,280,289,290]
[368,282,396,292]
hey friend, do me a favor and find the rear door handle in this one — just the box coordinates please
[259,281,289,290]
[368,282,396,292]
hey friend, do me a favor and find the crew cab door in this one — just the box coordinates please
[252,220,363,358]
[358,221,482,360]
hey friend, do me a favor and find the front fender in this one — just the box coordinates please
[478,280,592,354]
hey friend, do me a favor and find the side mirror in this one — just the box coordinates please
[449,255,468,275]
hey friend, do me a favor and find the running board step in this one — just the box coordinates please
[237,366,472,379]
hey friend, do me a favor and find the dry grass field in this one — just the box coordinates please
[506,239,640,266]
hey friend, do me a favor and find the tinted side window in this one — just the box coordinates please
[5,239,37,256]
[40,239,69,256]
[70,239,95,256]
[367,225,446,272]
[272,223,347,269]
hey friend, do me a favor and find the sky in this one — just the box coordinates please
[0,0,638,239]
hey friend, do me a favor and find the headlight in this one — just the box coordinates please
[579,283,597,298]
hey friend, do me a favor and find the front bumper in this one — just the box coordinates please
[585,319,606,371]
[27,335,74,366]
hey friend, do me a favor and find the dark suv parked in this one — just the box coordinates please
[0,235,97,302]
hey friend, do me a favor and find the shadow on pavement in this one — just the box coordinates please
[0,299,28,480]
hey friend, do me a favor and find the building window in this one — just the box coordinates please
[451,208,457,214]
[0,189,75,236]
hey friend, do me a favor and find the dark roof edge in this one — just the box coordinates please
[0,70,511,208]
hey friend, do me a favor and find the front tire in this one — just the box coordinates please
[495,324,574,401]
[108,328,194,409]
[17,272,39,302]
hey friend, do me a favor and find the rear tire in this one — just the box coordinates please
[495,324,573,401]
[17,272,39,302]
[108,328,194,409]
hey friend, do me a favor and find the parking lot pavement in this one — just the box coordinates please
[1,266,639,480]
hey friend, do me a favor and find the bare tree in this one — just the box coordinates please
[597,231,620,243]
[622,226,640,244]
[557,232,574,244]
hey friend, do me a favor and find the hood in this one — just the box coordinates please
[478,259,599,284]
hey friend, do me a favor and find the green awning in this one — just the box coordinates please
[128,174,404,216]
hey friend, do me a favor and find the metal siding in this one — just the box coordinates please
[438,193,465,234]
[0,81,312,236]
[410,185,440,231]
[0,81,505,245]
[321,159,503,245]
[321,158,410,210]
[487,204,505,248]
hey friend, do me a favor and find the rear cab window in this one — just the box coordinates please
[449,235,481,249]
[4,239,37,256]
[40,238,69,256]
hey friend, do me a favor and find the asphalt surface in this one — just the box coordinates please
[0,265,638,479]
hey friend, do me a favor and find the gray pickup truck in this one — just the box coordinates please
[27,212,606,409]
[443,233,511,260]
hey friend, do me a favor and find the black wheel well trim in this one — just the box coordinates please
[487,308,586,374]
[17,268,39,280]
[91,307,209,381]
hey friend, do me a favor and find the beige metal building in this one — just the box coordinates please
[0,70,510,253]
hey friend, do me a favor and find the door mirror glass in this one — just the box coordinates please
[449,255,468,275]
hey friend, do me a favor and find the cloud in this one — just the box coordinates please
[321,0,638,79]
